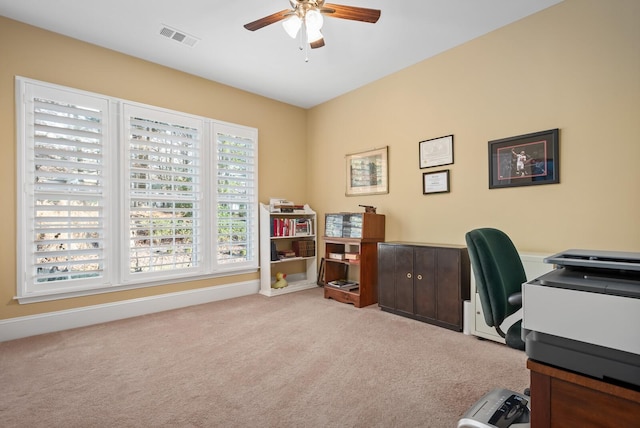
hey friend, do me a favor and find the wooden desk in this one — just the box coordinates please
[528,359,640,427]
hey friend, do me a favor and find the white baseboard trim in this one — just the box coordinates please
[0,280,260,342]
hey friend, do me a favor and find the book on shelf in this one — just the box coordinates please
[271,217,314,237]
[277,250,296,259]
[328,252,345,260]
[292,240,315,257]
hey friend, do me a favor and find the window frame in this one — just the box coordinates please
[16,77,259,303]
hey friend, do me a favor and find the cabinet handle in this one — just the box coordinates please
[406,273,412,279]
[417,274,422,280]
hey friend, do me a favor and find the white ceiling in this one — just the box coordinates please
[0,0,562,109]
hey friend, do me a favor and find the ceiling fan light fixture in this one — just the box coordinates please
[282,15,302,38]
[305,9,324,32]
[306,27,323,43]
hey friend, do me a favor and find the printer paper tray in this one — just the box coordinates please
[526,331,640,389]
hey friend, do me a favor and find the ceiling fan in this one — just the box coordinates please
[243,0,381,51]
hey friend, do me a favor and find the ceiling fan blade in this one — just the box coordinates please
[322,4,381,23]
[310,38,325,49]
[244,10,291,31]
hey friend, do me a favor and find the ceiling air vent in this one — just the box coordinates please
[159,25,199,47]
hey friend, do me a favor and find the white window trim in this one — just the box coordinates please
[15,77,258,303]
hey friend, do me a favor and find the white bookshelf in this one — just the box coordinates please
[259,203,318,296]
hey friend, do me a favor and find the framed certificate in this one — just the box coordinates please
[419,135,453,169]
[423,170,450,194]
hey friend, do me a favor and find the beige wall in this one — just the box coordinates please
[308,0,640,255]
[1,0,639,321]
[0,17,307,319]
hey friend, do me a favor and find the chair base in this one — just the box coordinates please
[505,319,525,351]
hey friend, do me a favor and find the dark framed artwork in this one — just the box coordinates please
[488,129,559,189]
[419,134,453,169]
[423,170,450,194]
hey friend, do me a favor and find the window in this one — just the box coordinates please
[214,124,258,270]
[122,104,204,283]
[16,78,258,302]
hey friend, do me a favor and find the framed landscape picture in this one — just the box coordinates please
[346,146,389,196]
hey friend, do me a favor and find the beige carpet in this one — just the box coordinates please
[0,287,529,427]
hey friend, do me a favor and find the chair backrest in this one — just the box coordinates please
[465,228,527,328]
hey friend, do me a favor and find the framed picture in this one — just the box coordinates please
[423,170,450,194]
[419,135,453,169]
[488,129,559,189]
[346,146,389,196]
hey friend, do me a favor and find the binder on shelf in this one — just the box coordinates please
[294,218,313,236]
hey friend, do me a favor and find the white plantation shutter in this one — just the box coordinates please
[17,78,258,302]
[214,123,258,269]
[18,82,110,294]
[123,104,203,279]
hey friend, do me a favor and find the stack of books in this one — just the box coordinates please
[269,198,306,214]
[327,280,359,291]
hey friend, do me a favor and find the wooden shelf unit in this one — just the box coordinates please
[259,203,317,297]
[322,212,385,308]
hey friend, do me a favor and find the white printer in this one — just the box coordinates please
[522,249,640,388]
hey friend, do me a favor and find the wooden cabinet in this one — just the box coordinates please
[322,212,385,308]
[528,359,640,427]
[378,242,470,331]
[259,203,317,296]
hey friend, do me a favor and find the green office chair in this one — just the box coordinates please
[465,228,527,351]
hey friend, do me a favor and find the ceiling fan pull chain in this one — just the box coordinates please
[298,20,304,51]
[302,21,310,62]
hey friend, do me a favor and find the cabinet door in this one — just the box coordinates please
[436,248,461,327]
[414,246,436,319]
[378,244,395,309]
[395,245,415,315]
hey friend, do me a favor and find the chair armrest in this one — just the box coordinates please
[508,291,522,307]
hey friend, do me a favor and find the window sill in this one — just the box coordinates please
[15,268,258,304]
